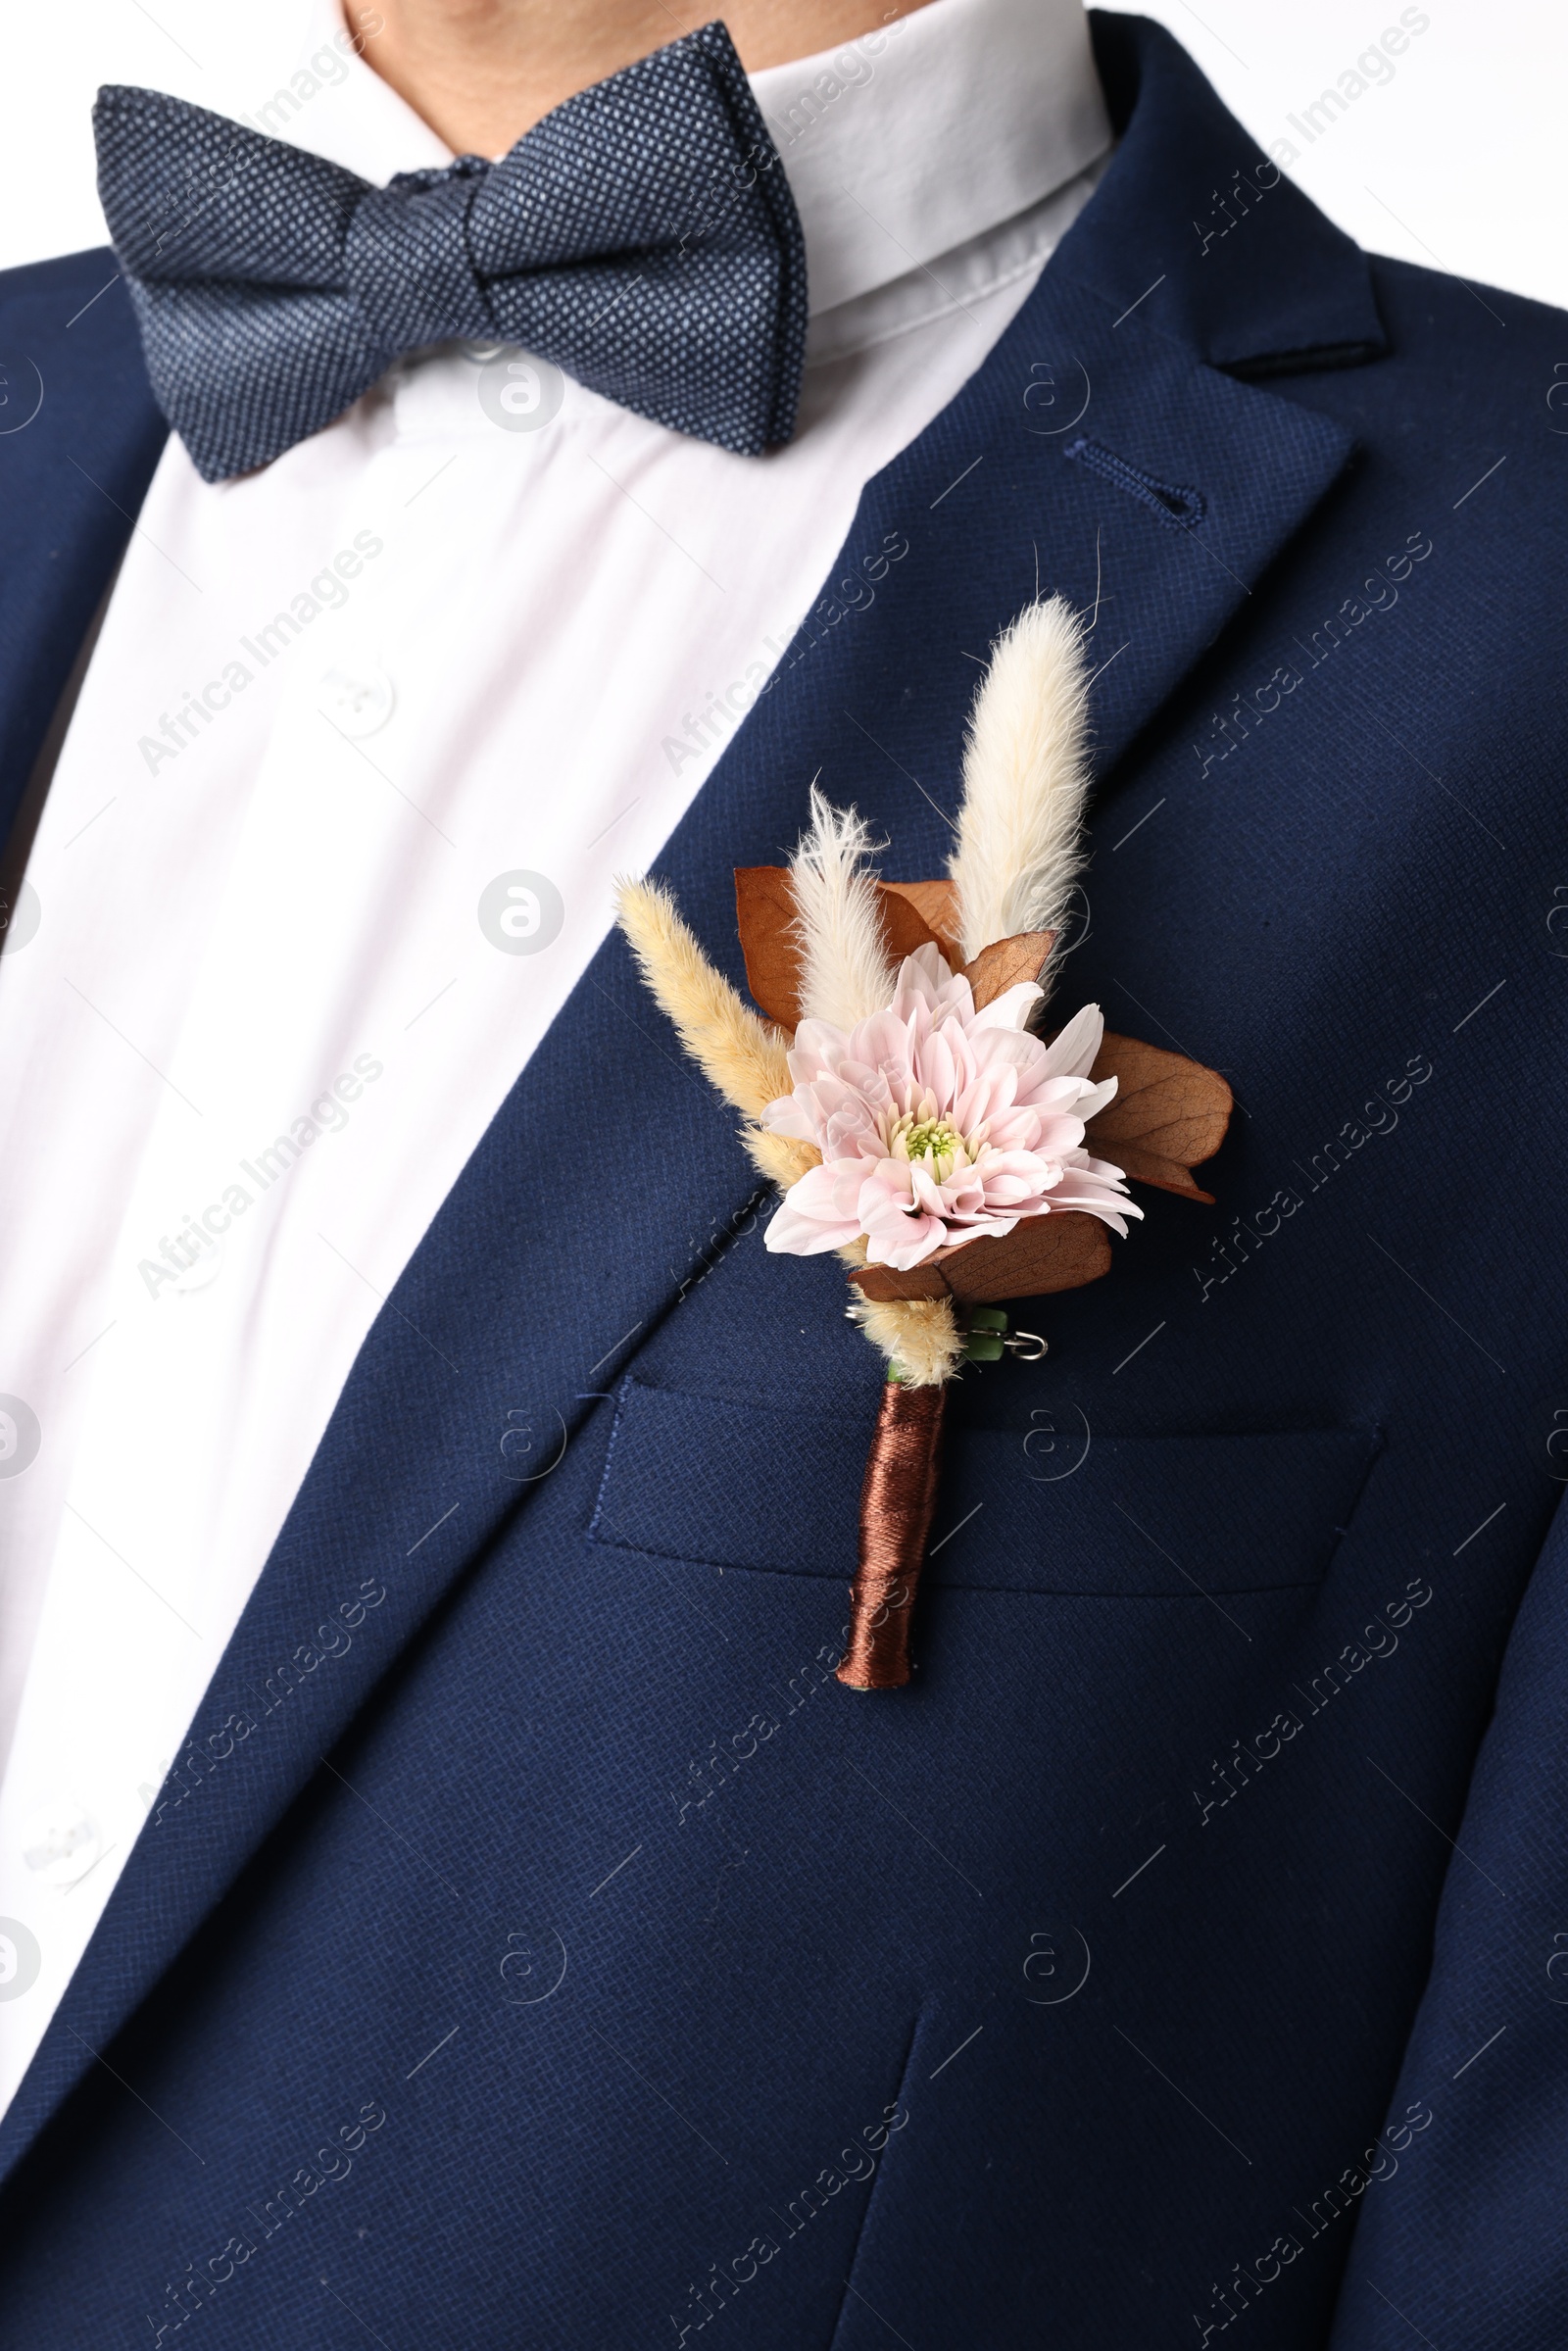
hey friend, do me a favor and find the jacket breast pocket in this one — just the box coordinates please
[587,1378,1382,1597]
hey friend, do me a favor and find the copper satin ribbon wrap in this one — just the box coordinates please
[837,1379,948,1690]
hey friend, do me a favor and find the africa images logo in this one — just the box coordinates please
[136,1054,383,1298]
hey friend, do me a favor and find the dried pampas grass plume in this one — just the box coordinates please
[949,595,1093,984]
[615,876,815,1194]
[788,786,895,1029]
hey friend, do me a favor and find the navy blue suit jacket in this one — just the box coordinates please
[1,18,1564,2347]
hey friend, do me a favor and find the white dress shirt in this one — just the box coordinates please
[0,0,1109,2111]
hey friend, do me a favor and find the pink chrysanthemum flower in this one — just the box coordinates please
[762,946,1141,1271]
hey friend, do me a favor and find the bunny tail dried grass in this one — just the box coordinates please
[615,878,818,1189]
[847,1292,964,1387]
[950,595,1094,984]
[616,877,789,1117]
[789,785,896,1029]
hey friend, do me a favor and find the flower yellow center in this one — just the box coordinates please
[905,1117,959,1161]
[890,1113,972,1182]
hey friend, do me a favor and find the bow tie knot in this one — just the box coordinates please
[95,22,807,480]
[346,159,493,357]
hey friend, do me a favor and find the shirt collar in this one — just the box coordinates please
[234,0,1109,324]
[754,0,1110,317]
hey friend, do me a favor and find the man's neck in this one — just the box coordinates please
[353,0,934,157]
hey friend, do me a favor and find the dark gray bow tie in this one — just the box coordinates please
[94,21,808,482]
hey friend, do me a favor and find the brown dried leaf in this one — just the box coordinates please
[1086,1031,1233,1202]
[848,1210,1112,1304]
[734,865,806,1029]
[959,930,1054,1011]
[847,1258,952,1304]
[879,878,960,964]
[875,882,947,967]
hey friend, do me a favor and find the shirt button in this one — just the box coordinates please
[317,663,396,739]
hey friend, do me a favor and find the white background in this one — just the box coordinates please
[0,0,1564,308]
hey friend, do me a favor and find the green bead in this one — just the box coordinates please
[963,1332,1004,1362]
[968,1307,1009,1333]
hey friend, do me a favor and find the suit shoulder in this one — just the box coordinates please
[0,244,153,391]
[0,244,126,324]
[1350,253,1568,481]
[0,243,159,442]
[1367,249,1568,353]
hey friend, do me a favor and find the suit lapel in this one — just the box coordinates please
[0,256,166,851]
[733,280,1356,873]
[0,13,1382,2181]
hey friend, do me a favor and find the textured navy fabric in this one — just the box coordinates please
[592,1380,1382,1592]
[1,16,1566,2346]
[92,19,807,479]
[0,253,164,853]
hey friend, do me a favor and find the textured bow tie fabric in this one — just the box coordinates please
[93,22,808,481]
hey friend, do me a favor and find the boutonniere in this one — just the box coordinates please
[618,599,1231,1690]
